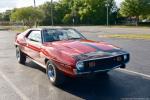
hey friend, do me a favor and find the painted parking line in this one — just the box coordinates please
[118,69,150,78]
[0,71,29,100]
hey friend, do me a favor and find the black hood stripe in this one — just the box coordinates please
[82,42,121,52]
[82,42,102,51]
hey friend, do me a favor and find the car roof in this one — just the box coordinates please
[29,27,76,31]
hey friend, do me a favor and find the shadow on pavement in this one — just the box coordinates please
[25,61,46,73]
[24,61,150,100]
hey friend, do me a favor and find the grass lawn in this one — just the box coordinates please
[99,34,150,40]
[11,28,27,33]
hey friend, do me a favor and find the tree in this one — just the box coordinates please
[38,0,117,25]
[39,2,53,25]
[78,0,117,25]
[55,0,75,25]
[60,0,80,25]
[0,13,2,21]
[120,0,150,26]
[11,7,43,27]
[54,1,70,24]
[39,1,66,25]
[9,0,118,26]
[0,10,11,21]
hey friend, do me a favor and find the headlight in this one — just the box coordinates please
[76,61,84,70]
[124,55,128,60]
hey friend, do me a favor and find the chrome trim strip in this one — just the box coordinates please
[75,64,122,75]
[28,58,46,69]
[77,53,128,63]
[76,53,128,70]
[94,65,121,72]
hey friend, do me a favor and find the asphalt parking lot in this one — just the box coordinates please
[0,27,150,100]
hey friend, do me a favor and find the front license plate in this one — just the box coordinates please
[88,61,96,68]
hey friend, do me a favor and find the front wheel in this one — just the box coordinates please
[46,60,65,85]
[16,47,26,64]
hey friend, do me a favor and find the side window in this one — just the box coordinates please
[27,31,41,42]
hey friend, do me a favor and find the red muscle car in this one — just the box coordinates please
[15,28,130,85]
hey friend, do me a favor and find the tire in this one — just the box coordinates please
[16,47,26,64]
[46,60,65,85]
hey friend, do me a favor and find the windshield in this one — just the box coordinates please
[43,29,86,42]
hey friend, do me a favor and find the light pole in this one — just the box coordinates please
[33,0,37,27]
[51,0,54,26]
[34,0,36,7]
[69,1,74,26]
[72,8,76,26]
[105,1,110,26]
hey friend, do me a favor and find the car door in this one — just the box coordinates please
[25,30,42,61]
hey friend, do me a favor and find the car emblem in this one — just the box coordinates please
[89,61,96,67]
[116,57,122,62]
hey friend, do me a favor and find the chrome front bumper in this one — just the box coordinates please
[73,64,124,75]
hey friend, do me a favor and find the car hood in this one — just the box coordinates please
[44,39,126,61]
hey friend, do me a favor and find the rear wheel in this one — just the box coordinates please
[46,60,65,85]
[16,47,26,64]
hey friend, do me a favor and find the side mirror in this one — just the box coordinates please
[16,33,20,36]
[15,33,21,40]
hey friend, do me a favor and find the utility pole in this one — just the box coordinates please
[72,0,76,26]
[33,0,37,27]
[34,0,36,7]
[105,1,109,26]
[72,8,75,26]
[51,0,54,26]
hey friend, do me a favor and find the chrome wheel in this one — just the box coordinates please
[16,47,26,64]
[16,48,20,61]
[47,63,56,82]
[47,60,65,85]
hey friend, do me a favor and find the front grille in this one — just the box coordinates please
[83,55,124,72]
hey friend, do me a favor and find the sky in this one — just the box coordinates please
[0,0,123,12]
